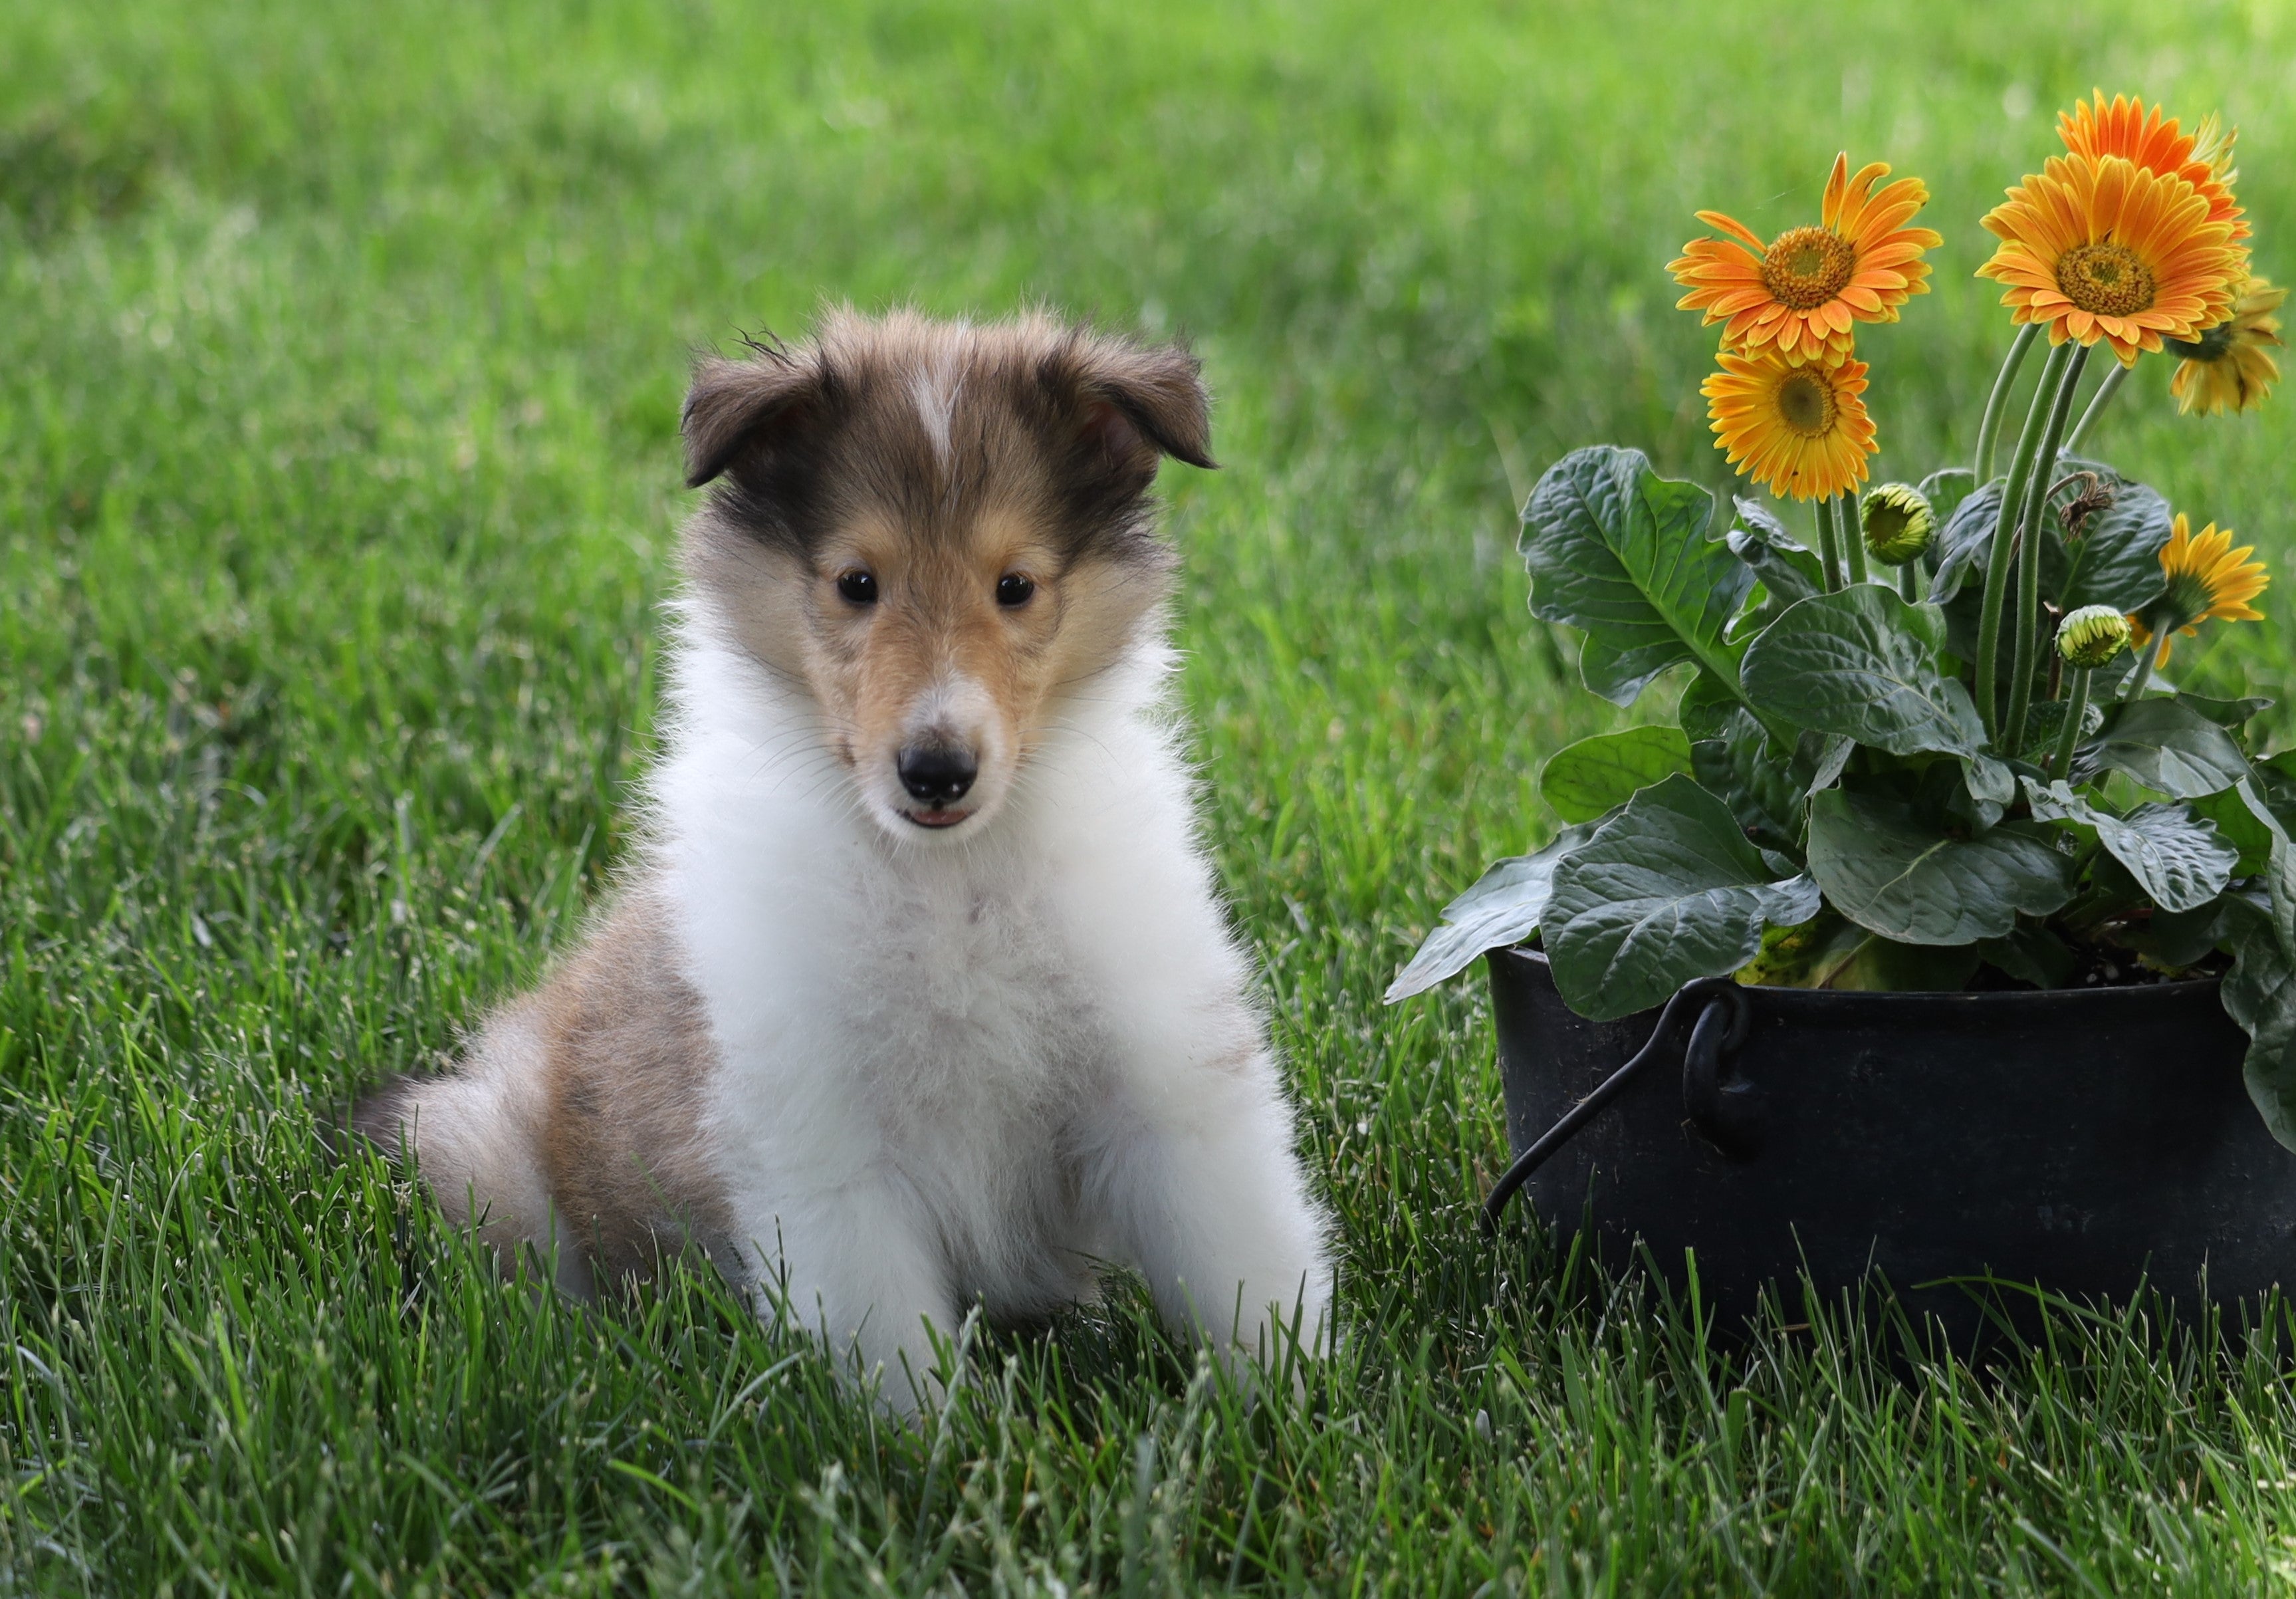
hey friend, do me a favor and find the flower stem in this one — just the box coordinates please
[2122,634,2164,702]
[2005,344,2091,753]
[1976,339,2075,740]
[1839,492,1870,585]
[2061,358,2131,457]
[2047,668,2092,777]
[1898,563,1921,603]
[1814,500,1843,591]
[1974,322,2041,483]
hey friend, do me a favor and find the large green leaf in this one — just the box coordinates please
[2053,474,2171,614]
[1916,467,1977,533]
[1805,788,2077,945]
[2191,783,2281,876]
[1723,497,1825,642]
[1676,670,1742,742]
[2021,779,2238,914]
[1545,774,1820,1021]
[1522,446,1754,706]
[2221,923,2296,1151]
[2183,693,2275,729]
[1928,477,2004,604]
[1540,727,1693,824]
[1690,708,1847,856]
[1974,923,2079,987]
[1740,586,1987,760]
[2015,697,2103,765]
[1383,821,1607,1003]
[2230,778,2296,961]
[2089,697,2253,799]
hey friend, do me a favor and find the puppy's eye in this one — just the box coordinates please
[996,572,1036,608]
[836,569,878,606]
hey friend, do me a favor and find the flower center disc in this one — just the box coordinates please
[1760,225,1857,310]
[2055,240,2158,318]
[1774,369,1837,437]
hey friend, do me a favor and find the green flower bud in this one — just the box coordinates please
[1861,483,1936,566]
[2057,604,2133,669]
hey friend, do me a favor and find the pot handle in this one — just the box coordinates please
[1680,985,1759,1159]
[1480,978,1750,1236]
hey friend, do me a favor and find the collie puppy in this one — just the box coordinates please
[356,309,1333,1410]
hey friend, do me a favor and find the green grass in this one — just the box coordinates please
[8,0,2296,1590]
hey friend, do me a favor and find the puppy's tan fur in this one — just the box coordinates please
[683,309,1213,832]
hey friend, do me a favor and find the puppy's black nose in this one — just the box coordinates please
[897,744,977,806]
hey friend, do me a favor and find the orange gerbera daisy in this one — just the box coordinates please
[1702,346,1877,501]
[1669,154,1940,358]
[1978,154,2241,365]
[2127,513,2269,666]
[2059,91,2249,247]
[2168,275,2285,415]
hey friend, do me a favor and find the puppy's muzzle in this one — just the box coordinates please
[897,742,977,808]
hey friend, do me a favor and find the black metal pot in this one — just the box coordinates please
[1484,947,2296,1342]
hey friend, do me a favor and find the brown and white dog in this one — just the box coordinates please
[357,309,1333,1412]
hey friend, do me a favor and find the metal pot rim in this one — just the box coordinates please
[1501,945,2224,1019]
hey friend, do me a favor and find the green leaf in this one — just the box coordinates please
[1522,446,1754,707]
[2089,697,2253,799]
[2052,473,2171,614]
[2015,697,2104,765]
[1740,586,1987,760]
[1928,478,2004,603]
[1723,498,1825,642]
[1974,923,2079,988]
[1832,937,1981,991]
[1962,754,2015,809]
[2124,900,2235,970]
[1916,467,1976,533]
[2180,693,2274,730]
[1805,788,2077,945]
[1730,497,1800,550]
[1676,670,1741,742]
[2022,779,2238,914]
[1690,709,1847,856]
[2221,923,2296,1151]
[1738,909,1978,991]
[2189,783,2279,877]
[2231,778,2296,961]
[1539,727,1694,824]
[1545,774,1821,1021]
[1383,820,1607,1003]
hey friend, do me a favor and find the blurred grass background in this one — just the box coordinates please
[7,0,2296,1590]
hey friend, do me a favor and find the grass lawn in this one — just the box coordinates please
[10,0,2296,1589]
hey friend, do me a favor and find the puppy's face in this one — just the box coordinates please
[679,312,1214,842]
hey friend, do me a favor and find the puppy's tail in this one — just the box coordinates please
[342,1018,586,1291]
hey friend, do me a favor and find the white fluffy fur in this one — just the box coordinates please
[647,592,1333,1411]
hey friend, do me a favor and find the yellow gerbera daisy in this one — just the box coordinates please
[1702,346,1877,501]
[2127,513,2269,666]
[1978,153,2241,366]
[2168,275,2286,416]
[1669,154,1941,358]
[2059,91,2249,247]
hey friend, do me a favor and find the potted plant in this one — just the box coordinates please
[1391,96,2296,1336]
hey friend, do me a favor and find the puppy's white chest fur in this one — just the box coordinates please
[659,628,1290,1348]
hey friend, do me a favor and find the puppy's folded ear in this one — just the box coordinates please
[681,346,824,489]
[1063,337,1218,475]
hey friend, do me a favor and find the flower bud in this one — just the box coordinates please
[2057,604,2132,669]
[1861,483,1936,566]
